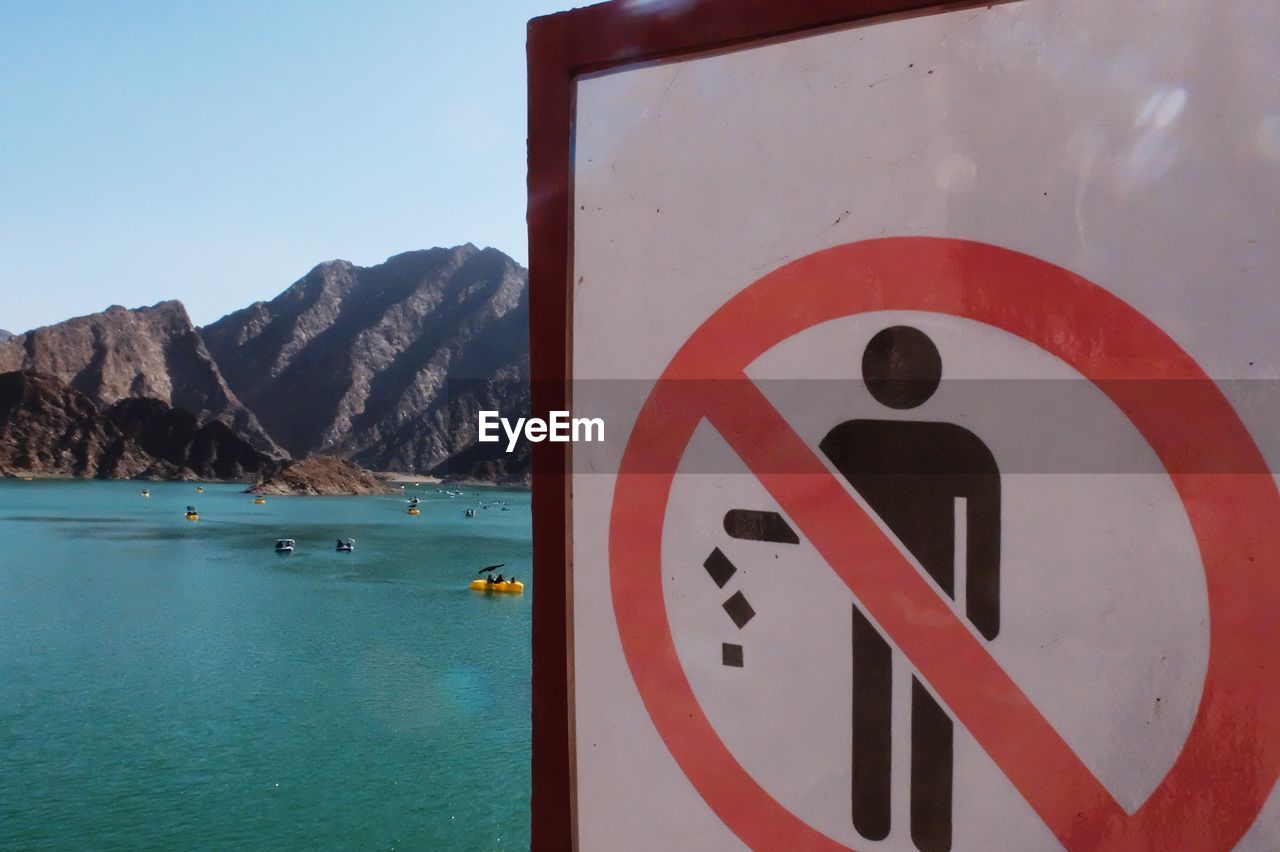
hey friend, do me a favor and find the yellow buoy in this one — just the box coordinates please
[253,496,266,505]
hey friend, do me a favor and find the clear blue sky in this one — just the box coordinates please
[0,0,573,333]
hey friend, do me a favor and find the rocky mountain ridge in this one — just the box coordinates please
[0,330,12,343]
[2,245,530,483]
[203,244,529,478]
[0,371,278,480]
[107,397,279,481]
[0,302,280,456]
[0,371,153,478]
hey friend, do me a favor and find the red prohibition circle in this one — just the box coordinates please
[607,237,1280,850]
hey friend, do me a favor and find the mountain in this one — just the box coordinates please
[106,397,280,481]
[202,244,529,477]
[0,302,281,457]
[0,371,152,478]
[0,371,280,480]
[0,330,12,343]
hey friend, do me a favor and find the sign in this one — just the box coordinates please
[528,0,1280,848]
[610,238,1280,850]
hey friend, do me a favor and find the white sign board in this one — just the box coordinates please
[553,0,1280,848]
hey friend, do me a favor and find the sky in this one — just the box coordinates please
[0,0,574,333]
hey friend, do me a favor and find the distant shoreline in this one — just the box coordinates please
[378,472,442,484]
[2,472,530,491]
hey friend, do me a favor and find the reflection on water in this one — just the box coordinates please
[0,480,532,850]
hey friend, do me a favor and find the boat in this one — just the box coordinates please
[407,506,421,516]
[196,486,205,493]
[185,506,199,521]
[465,509,475,518]
[275,539,295,553]
[336,538,355,552]
[253,496,266,505]
[469,579,524,594]
[140,489,151,498]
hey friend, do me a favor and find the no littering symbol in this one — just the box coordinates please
[609,238,1280,850]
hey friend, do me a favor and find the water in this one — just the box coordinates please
[0,480,532,850]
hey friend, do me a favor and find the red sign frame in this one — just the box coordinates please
[527,2,1021,848]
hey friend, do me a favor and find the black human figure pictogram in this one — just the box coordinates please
[819,326,1000,852]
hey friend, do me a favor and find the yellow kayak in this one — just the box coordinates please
[469,579,524,594]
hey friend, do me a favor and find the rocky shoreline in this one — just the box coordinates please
[246,456,399,496]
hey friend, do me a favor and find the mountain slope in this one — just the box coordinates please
[202,244,529,475]
[0,371,280,480]
[0,370,279,481]
[0,371,152,478]
[106,397,280,481]
[0,302,281,456]
[0,330,12,343]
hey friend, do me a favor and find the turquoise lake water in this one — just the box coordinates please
[0,480,532,850]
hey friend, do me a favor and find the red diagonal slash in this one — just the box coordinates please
[701,374,1126,839]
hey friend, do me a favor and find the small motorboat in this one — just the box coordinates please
[275,539,295,554]
[196,486,205,494]
[140,489,151,498]
[253,496,266,505]
[336,538,355,552]
[465,509,475,518]
[407,506,421,516]
[185,506,199,521]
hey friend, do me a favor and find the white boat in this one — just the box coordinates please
[336,538,355,552]
[275,539,295,553]
[465,509,475,518]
